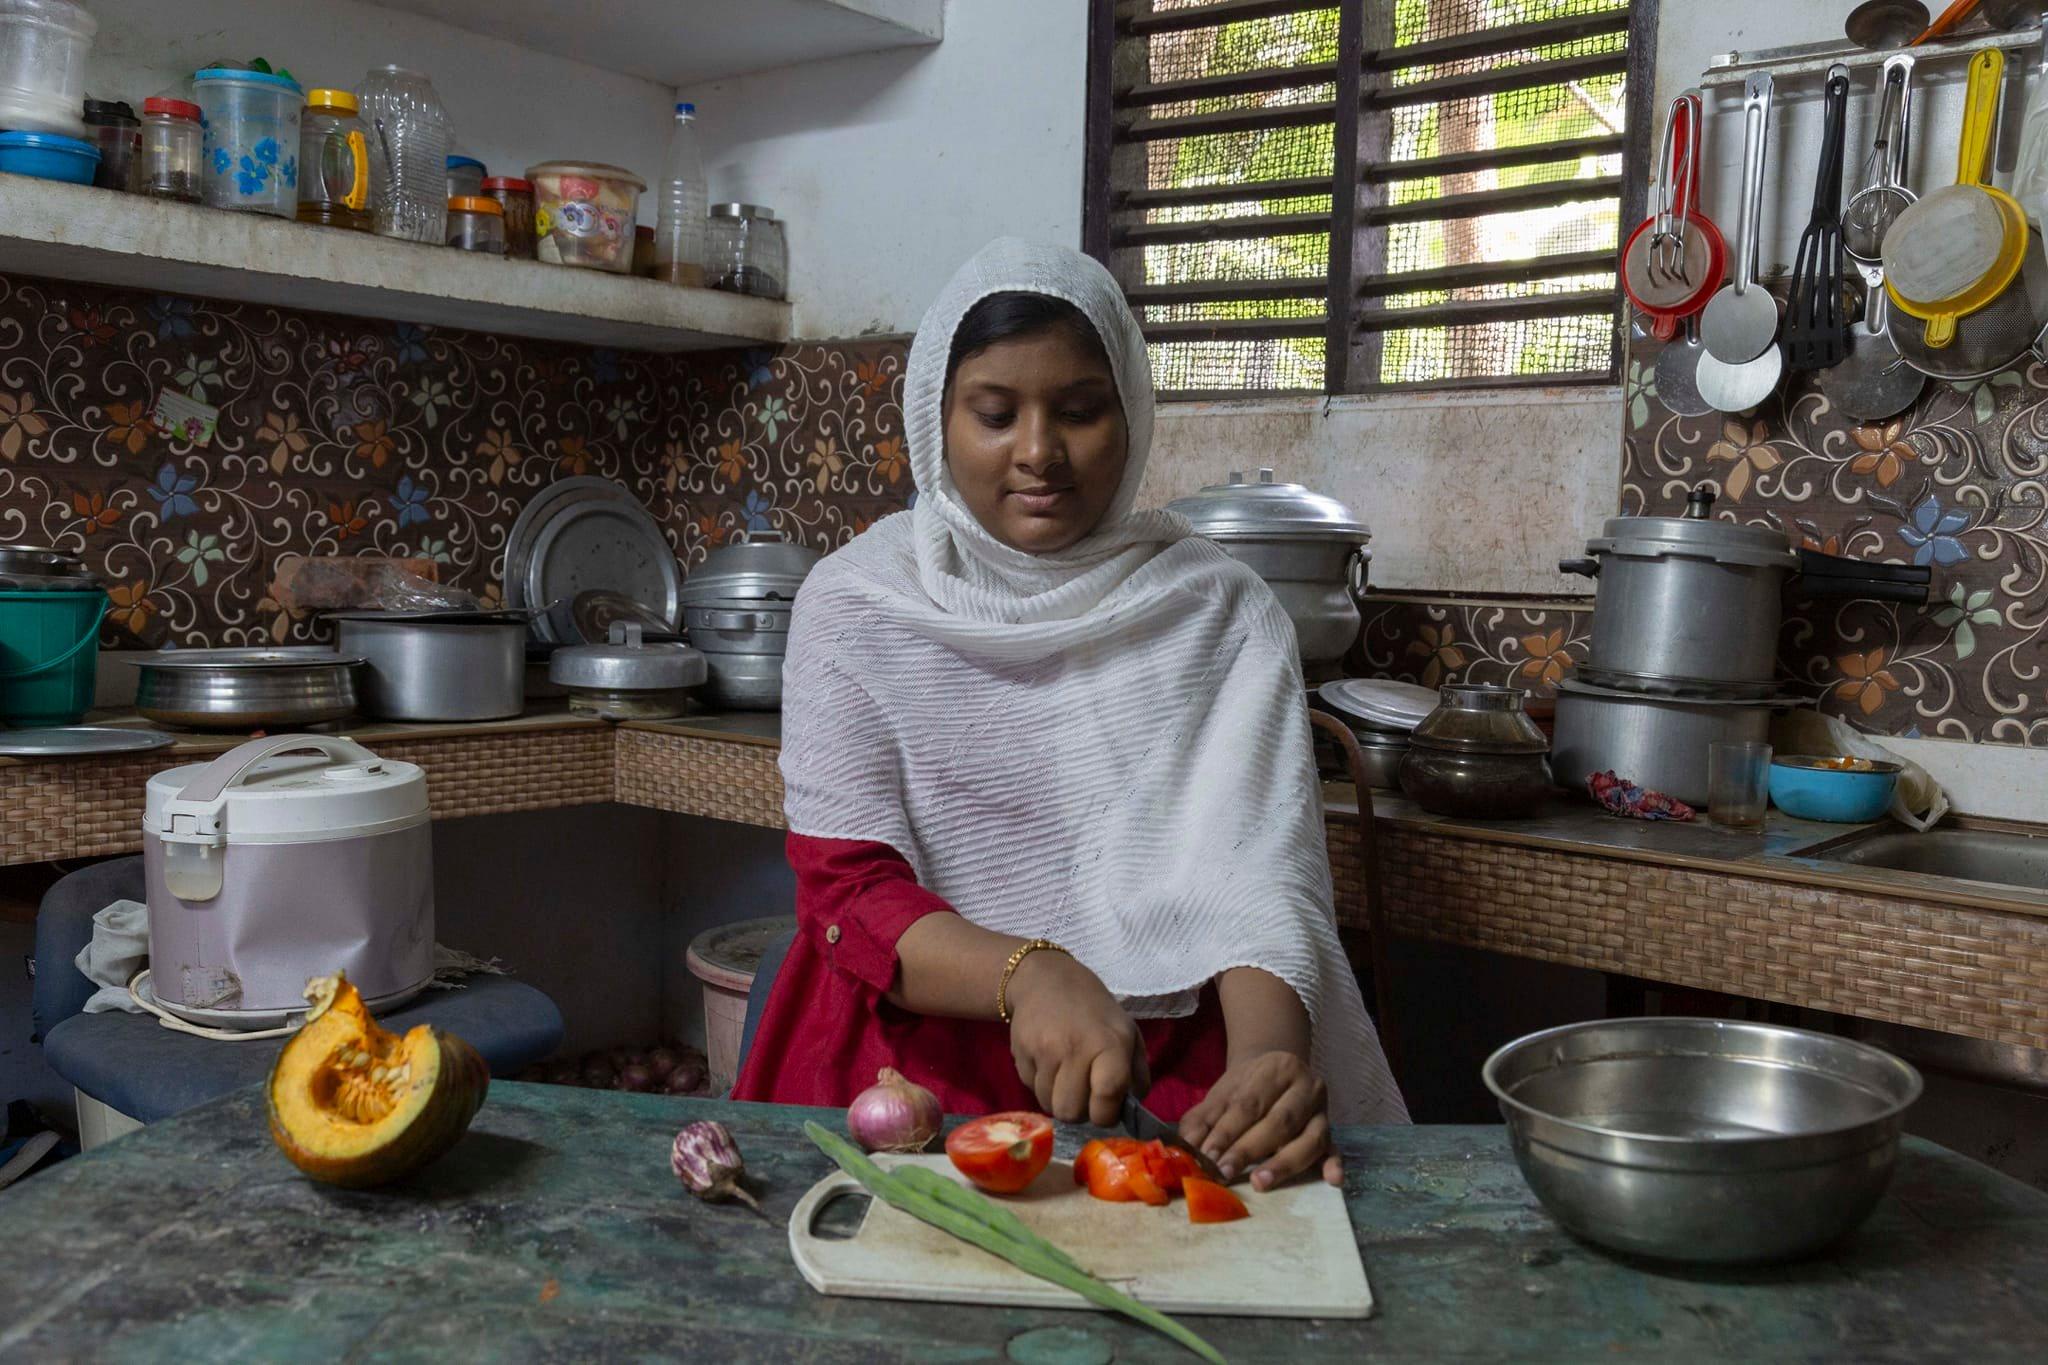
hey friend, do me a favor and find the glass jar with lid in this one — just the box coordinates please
[446,195,505,254]
[82,98,138,191]
[138,96,203,202]
[297,87,371,231]
[445,154,484,198]
[480,176,534,257]
[707,203,787,300]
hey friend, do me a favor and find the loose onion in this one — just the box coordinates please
[847,1067,942,1153]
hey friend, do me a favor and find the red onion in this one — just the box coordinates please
[617,1063,655,1092]
[646,1046,681,1079]
[846,1067,941,1153]
[671,1120,762,1214]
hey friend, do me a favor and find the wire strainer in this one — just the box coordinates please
[1845,54,1916,264]
[1893,229,2048,380]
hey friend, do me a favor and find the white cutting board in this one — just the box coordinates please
[788,1154,1374,1319]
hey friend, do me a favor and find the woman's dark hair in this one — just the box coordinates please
[946,292,1110,385]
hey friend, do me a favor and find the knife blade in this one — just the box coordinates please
[1120,1093,1230,1184]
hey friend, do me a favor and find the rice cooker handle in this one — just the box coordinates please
[162,734,383,839]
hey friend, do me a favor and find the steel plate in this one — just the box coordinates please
[0,726,175,757]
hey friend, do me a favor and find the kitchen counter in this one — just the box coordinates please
[5,708,2045,1053]
[3,1083,2044,1362]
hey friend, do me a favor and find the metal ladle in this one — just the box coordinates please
[1847,0,1931,48]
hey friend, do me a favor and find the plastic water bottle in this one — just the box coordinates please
[654,102,709,286]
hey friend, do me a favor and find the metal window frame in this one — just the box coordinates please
[1085,0,1661,399]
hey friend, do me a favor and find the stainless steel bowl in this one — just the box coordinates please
[128,648,362,729]
[1484,1018,1922,1264]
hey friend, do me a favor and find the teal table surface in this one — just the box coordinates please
[2,1083,2046,1362]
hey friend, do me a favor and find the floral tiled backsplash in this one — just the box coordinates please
[1622,332,2047,747]
[0,271,913,649]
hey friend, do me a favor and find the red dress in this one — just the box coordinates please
[731,833,1228,1122]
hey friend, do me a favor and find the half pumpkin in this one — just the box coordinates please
[267,971,488,1188]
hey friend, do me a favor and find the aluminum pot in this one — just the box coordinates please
[1165,468,1370,668]
[1562,486,1930,688]
[1484,1018,1922,1263]
[330,611,527,721]
[128,648,362,729]
[1551,676,1806,806]
[679,532,820,710]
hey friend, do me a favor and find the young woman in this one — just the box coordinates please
[733,239,1406,1190]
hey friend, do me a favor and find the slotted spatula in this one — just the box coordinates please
[1783,66,1852,372]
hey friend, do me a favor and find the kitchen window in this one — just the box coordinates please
[1083,0,1659,397]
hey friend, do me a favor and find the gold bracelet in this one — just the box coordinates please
[997,939,1067,1024]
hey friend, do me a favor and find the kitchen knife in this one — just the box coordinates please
[1121,1093,1230,1184]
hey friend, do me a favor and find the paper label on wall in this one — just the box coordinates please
[152,388,219,447]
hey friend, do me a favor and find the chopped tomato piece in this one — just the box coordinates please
[1140,1139,1201,1194]
[1183,1175,1249,1224]
[1083,1148,1136,1202]
[945,1113,1054,1195]
[1073,1137,1143,1186]
[1123,1154,1171,1206]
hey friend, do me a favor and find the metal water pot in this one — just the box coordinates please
[1561,487,1931,689]
[1165,468,1371,667]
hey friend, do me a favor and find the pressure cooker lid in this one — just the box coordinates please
[679,531,822,605]
[550,622,707,691]
[144,736,427,843]
[1587,487,1797,569]
[1164,468,1370,542]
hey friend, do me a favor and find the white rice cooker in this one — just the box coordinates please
[142,734,433,1029]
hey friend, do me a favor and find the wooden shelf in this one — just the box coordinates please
[363,0,944,86]
[0,175,791,352]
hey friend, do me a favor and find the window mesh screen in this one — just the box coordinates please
[1097,0,1641,396]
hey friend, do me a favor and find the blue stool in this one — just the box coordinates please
[33,856,565,1145]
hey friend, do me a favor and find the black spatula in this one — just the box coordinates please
[1784,67,1853,372]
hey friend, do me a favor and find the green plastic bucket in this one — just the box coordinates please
[0,589,109,726]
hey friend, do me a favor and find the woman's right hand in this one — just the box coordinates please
[1006,949,1147,1127]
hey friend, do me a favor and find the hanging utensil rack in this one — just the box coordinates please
[1700,24,2040,86]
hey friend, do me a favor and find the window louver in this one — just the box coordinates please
[1085,0,1656,397]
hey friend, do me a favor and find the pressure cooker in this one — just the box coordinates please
[1561,487,1931,689]
[1165,468,1371,668]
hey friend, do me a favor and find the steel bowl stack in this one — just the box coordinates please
[680,532,820,710]
[1314,678,1436,788]
[1553,485,1929,806]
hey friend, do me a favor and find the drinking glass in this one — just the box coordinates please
[1708,741,1772,830]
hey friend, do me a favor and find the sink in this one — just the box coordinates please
[1802,825,2048,893]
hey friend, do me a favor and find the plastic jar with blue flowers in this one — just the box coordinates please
[193,67,305,217]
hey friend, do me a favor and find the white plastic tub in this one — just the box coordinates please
[0,0,96,137]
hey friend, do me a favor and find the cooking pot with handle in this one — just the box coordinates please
[1561,486,1930,688]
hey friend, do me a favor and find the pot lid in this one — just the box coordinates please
[145,735,426,843]
[1556,677,1814,708]
[324,609,535,625]
[0,726,172,757]
[679,532,821,605]
[570,590,677,644]
[1164,468,1370,542]
[1586,486,1797,569]
[1318,678,1436,732]
[0,542,88,577]
[550,622,707,691]
[126,647,365,670]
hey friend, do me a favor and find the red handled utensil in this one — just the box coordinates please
[1623,93,1725,341]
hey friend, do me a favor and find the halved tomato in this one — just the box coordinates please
[1183,1175,1249,1224]
[945,1112,1054,1195]
[1139,1139,1202,1194]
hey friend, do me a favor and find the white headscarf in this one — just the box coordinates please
[779,239,1406,1124]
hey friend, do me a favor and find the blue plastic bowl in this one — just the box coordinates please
[0,131,101,185]
[1769,756,1901,823]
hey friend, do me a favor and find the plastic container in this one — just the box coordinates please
[82,98,138,191]
[297,88,371,231]
[481,175,534,257]
[139,96,203,203]
[445,153,483,198]
[0,0,95,137]
[653,101,708,286]
[446,194,505,254]
[708,203,787,299]
[633,223,655,276]
[685,916,795,1093]
[1768,756,1902,824]
[358,65,450,243]
[527,160,645,274]
[0,588,107,726]
[0,128,96,182]
[194,67,306,218]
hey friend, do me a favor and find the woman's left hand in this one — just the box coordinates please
[1178,1050,1339,1191]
